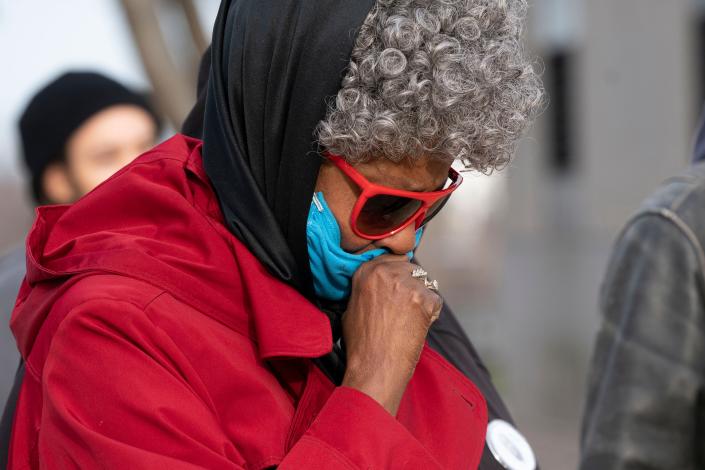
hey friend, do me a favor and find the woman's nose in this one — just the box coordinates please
[375,222,417,255]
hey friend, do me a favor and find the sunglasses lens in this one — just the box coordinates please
[357,194,423,236]
[419,194,452,228]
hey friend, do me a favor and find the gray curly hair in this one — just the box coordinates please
[316,0,544,172]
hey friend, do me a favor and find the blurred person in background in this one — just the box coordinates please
[6,1,542,468]
[0,70,160,456]
[580,106,705,469]
[18,72,160,207]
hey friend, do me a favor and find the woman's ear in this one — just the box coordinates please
[41,162,76,204]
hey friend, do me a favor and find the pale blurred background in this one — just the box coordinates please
[1,1,704,468]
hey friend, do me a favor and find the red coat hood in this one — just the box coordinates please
[11,134,333,363]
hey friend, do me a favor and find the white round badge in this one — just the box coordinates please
[486,419,536,470]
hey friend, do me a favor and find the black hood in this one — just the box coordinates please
[183,0,375,296]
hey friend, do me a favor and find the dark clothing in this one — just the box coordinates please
[0,247,24,465]
[8,136,488,468]
[580,160,705,469]
[0,364,23,468]
[0,247,22,402]
[695,105,705,163]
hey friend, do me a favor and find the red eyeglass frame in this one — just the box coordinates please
[325,152,463,240]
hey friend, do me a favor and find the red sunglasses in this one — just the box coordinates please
[325,153,463,240]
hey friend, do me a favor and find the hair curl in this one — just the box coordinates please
[316,0,544,172]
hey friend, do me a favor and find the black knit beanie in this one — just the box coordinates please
[18,71,160,202]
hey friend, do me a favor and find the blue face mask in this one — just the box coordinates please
[307,192,422,301]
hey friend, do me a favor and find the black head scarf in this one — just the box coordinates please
[189,0,376,296]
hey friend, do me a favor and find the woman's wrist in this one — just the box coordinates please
[342,363,408,416]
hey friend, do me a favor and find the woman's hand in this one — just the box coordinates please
[341,254,443,416]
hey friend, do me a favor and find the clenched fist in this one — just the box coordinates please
[342,254,443,416]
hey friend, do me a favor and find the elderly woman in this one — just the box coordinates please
[7,0,542,468]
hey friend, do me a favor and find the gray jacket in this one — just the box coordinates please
[0,247,23,406]
[580,161,705,469]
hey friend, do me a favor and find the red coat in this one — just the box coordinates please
[9,135,487,469]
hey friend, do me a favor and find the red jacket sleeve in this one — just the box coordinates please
[37,298,443,469]
[283,387,443,469]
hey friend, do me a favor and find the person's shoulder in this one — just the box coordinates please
[128,133,202,168]
[19,274,169,379]
[55,274,165,318]
[640,162,705,215]
[634,162,705,233]
[615,163,705,269]
[76,133,211,219]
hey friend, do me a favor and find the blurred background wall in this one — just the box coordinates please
[1,1,704,468]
